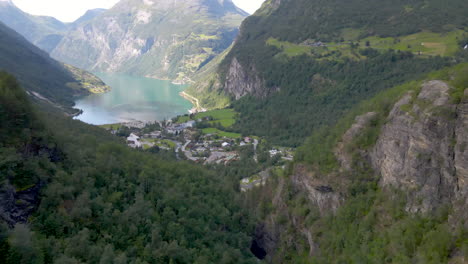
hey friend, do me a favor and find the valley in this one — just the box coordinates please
[0,0,467,263]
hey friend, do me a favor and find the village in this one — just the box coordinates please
[102,109,294,192]
[104,109,294,167]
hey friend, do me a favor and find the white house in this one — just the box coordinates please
[127,133,142,148]
[222,142,230,147]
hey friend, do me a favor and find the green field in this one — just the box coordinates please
[141,138,176,149]
[266,37,312,57]
[98,123,123,130]
[177,108,237,128]
[361,30,465,57]
[267,30,467,60]
[201,128,241,138]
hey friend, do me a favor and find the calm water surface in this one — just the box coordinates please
[74,73,192,125]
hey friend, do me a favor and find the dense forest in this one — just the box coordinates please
[0,73,258,263]
[214,0,468,146]
[242,63,468,263]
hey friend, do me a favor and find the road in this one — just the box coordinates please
[181,140,198,161]
[180,91,206,113]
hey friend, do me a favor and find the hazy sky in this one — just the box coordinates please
[12,0,265,22]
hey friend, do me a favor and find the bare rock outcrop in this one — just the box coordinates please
[371,80,466,214]
[0,183,42,227]
[224,57,279,99]
[291,165,342,214]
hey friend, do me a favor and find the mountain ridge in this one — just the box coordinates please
[0,21,109,113]
[51,0,247,83]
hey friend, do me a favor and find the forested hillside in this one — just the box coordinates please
[245,63,468,263]
[0,73,257,263]
[0,22,109,113]
[193,0,468,146]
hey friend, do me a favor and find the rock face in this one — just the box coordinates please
[52,0,247,82]
[0,184,42,227]
[291,165,342,214]
[371,81,467,214]
[224,57,277,99]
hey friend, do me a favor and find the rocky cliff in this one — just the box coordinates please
[371,80,467,218]
[254,73,468,261]
[0,184,42,227]
[52,0,247,82]
[294,79,467,219]
[224,57,278,99]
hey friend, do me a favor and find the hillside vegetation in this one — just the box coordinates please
[245,63,468,263]
[0,22,109,112]
[193,0,468,147]
[0,73,257,263]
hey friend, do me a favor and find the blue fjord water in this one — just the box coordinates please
[74,73,192,125]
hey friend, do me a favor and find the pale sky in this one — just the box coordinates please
[12,0,265,22]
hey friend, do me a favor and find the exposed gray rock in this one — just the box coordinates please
[371,80,464,214]
[52,0,247,82]
[453,89,468,226]
[291,165,342,214]
[0,183,42,227]
[224,57,279,99]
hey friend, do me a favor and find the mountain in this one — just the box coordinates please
[191,0,468,146]
[0,72,257,263]
[248,63,468,263]
[51,0,248,83]
[0,21,109,112]
[0,0,68,52]
[69,8,106,28]
[190,0,467,262]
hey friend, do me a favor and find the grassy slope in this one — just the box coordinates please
[208,0,468,147]
[267,30,467,60]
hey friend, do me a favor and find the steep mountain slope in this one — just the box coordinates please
[0,22,109,112]
[52,0,247,83]
[0,0,68,52]
[247,64,468,263]
[0,73,258,263]
[192,0,468,146]
[68,8,106,29]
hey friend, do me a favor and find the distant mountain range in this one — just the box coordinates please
[51,0,247,83]
[0,0,104,53]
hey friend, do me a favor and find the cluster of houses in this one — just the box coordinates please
[166,120,195,135]
[121,119,294,167]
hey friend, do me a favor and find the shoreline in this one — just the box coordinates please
[179,91,207,114]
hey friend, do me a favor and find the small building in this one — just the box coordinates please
[269,149,280,157]
[464,44,468,50]
[222,142,230,148]
[149,131,161,138]
[244,137,252,143]
[127,133,142,148]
